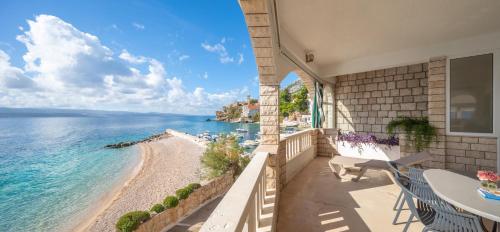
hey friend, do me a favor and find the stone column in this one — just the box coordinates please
[260,84,280,145]
[427,56,447,169]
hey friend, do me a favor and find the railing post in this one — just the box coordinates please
[247,194,257,232]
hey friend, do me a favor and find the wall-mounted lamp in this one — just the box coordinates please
[305,51,314,63]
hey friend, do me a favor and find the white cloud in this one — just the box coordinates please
[119,49,147,64]
[0,50,34,89]
[132,22,145,30]
[178,54,189,61]
[0,15,249,114]
[202,72,208,80]
[238,53,244,65]
[201,38,235,64]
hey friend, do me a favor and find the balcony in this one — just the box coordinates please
[200,129,426,232]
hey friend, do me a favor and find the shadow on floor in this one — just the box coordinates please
[277,157,423,232]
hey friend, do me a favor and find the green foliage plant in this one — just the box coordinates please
[115,211,150,232]
[187,183,201,191]
[150,204,165,213]
[200,134,249,179]
[163,196,179,208]
[175,187,191,200]
[386,117,438,152]
[280,85,309,118]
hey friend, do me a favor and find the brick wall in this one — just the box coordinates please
[333,60,498,173]
[445,136,497,172]
[335,63,428,138]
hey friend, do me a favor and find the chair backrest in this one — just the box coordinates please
[398,178,484,231]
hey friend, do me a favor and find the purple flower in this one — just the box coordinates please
[337,130,399,147]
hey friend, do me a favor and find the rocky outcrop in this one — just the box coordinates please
[104,132,169,148]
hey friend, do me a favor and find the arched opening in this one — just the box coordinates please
[279,72,312,129]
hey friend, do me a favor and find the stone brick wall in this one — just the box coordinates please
[445,136,497,172]
[332,59,498,173]
[316,128,338,157]
[136,173,234,232]
[426,57,447,168]
[335,63,429,138]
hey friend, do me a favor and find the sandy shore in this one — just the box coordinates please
[77,131,205,232]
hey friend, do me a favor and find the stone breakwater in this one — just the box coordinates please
[104,132,170,148]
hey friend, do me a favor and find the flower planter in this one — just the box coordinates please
[336,141,400,161]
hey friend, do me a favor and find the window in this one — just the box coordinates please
[449,54,493,133]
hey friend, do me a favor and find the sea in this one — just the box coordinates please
[0,108,259,232]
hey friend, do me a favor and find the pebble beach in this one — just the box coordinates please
[78,132,206,232]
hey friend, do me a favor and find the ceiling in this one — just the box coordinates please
[276,0,500,77]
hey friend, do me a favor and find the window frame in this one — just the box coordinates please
[446,50,499,137]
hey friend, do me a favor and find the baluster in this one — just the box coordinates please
[298,136,302,153]
[247,194,257,232]
[256,180,262,225]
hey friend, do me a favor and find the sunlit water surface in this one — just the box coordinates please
[0,114,259,231]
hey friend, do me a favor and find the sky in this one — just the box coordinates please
[0,0,299,115]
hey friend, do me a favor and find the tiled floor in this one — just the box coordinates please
[277,157,424,232]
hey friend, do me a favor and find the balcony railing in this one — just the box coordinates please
[200,151,275,232]
[282,129,314,162]
[200,129,317,232]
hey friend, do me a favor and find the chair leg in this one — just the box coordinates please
[402,213,414,232]
[393,190,403,210]
[352,167,367,182]
[328,160,342,179]
[393,196,405,225]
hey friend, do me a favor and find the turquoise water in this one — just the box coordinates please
[0,113,259,232]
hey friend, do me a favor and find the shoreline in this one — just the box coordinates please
[77,129,205,232]
[73,144,147,232]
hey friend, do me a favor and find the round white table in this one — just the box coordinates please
[423,169,500,231]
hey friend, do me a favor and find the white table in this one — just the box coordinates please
[424,169,500,230]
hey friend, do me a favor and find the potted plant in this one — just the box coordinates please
[386,117,437,152]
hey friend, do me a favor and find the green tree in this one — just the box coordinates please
[279,90,293,117]
[251,112,260,122]
[292,86,309,113]
[201,135,250,179]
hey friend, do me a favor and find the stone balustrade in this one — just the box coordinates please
[200,152,275,232]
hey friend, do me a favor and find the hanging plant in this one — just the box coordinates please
[386,117,437,152]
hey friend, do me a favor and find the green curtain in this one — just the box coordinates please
[312,81,324,128]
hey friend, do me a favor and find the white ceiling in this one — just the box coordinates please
[276,0,500,77]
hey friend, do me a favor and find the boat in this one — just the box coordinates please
[230,132,244,138]
[240,139,259,148]
[282,127,297,134]
[236,128,248,133]
[282,120,300,127]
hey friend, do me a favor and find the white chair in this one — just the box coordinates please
[387,162,425,225]
[396,177,484,232]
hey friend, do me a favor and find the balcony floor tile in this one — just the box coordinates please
[277,157,423,232]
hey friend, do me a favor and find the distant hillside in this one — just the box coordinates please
[0,107,189,118]
[285,79,304,94]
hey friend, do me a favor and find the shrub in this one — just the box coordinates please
[386,117,437,152]
[150,203,165,213]
[201,135,248,179]
[163,196,179,208]
[187,183,201,191]
[176,187,191,200]
[116,211,150,232]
